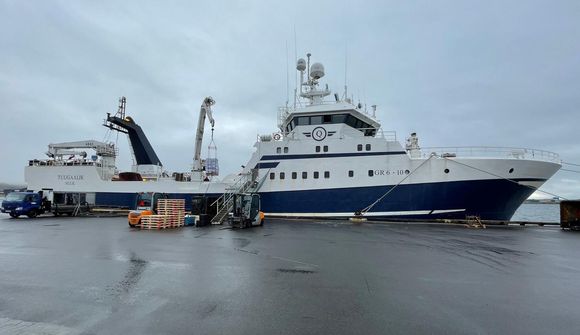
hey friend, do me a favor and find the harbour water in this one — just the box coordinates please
[511,203,560,223]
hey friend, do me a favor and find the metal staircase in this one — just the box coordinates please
[210,170,258,225]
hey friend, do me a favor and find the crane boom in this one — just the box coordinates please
[46,140,116,158]
[193,97,215,172]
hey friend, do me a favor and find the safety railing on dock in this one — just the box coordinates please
[210,171,256,225]
[418,147,560,163]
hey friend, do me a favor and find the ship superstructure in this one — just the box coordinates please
[239,54,561,220]
[25,97,234,210]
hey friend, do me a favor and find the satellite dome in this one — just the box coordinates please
[296,58,306,71]
[310,62,325,79]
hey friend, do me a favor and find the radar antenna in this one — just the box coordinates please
[296,53,331,105]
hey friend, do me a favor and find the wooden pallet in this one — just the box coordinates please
[139,199,186,229]
[138,215,170,229]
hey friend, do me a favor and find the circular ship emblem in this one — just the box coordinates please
[312,127,327,141]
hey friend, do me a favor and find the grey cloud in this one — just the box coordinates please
[1,0,579,199]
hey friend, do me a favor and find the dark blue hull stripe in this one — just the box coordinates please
[254,162,280,169]
[260,151,407,161]
[94,192,222,211]
[259,178,542,221]
[91,178,543,221]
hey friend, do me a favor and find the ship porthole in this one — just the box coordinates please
[509,168,514,173]
[444,168,450,174]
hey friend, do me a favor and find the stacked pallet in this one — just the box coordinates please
[140,215,170,230]
[156,199,185,228]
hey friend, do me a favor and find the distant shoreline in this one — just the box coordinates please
[524,199,560,205]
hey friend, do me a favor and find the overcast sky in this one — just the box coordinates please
[1,0,579,198]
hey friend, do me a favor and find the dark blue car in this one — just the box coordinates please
[1,192,44,218]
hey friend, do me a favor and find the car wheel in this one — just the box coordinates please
[27,210,37,218]
[9,213,19,218]
[129,219,139,228]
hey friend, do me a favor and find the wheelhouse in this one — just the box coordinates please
[282,104,381,137]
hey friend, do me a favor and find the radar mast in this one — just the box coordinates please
[297,53,331,105]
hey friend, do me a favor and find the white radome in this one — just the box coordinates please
[296,58,306,71]
[310,62,325,79]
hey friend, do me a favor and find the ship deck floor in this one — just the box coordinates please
[0,216,578,334]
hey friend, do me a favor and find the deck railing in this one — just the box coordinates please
[418,147,560,163]
[28,159,103,168]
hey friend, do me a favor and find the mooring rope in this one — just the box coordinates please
[357,153,569,217]
[560,168,580,174]
[563,161,580,167]
[357,154,436,216]
[442,157,568,200]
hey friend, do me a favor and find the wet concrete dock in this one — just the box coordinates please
[0,216,579,335]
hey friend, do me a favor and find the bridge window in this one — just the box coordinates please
[297,117,310,125]
[348,170,354,177]
[270,172,275,180]
[323,145,328,152]
[287,113,376,136]
[302,172,307,179]
[324,171,330,179]
[311,116,322,124]
[280,172,285,179]
[292,172,297,179]
[284,147,288,153]
[332,114,347,123]
[366,144,371,151]
[357,144,363,151]
[316,146,321,152]
[276,147,281,154]
[314,171,319,179]
[345,115,376,136]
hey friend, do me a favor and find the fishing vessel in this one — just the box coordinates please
[25,97,230,210]
[23,53,561,221]
[238,54,561,220]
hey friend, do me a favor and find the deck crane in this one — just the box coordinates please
[192,97,217,181]
[46,140,116,159]
[45,140,117,181]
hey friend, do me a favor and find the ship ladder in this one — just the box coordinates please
[72,202,81,217]
[210,169,267,225]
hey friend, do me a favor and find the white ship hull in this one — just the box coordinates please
[21,54,562,221]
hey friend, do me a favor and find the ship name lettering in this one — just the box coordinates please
[58,175,84,181]
[373,169,408,176]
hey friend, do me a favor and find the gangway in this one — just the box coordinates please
[210,170,259,225]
